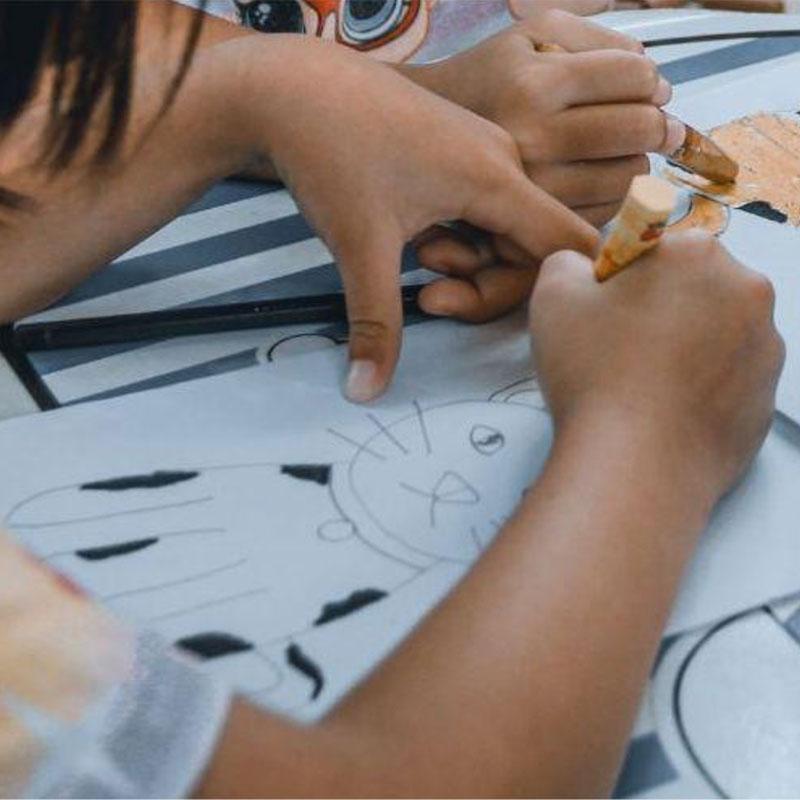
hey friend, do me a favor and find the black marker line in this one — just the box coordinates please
[11,495,213,530]
[177,632,254,660]
[81,470,199,491]
[76,538,158,561]
[314,588,388,626]
[280,464,332,486]
[42,526,223,562]
[326,427,386,461]
[286,643,325,700]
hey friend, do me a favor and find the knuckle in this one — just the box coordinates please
[348,318,393,349]
[665,228,718,259]
[637,105,668,149]
[744,271,776,311]
[631,54,660,94]
[630,156,650,178]
[773,332,787,371]
[539,7,566,26]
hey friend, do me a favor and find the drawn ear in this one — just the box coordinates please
[258,334,342,365]
[317,519,357,542]
[489,378,547,411]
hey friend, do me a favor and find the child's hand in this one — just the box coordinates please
[510,0,614,15]
[234,35,597,402]
[400,10,680,228]
[530,232,784,505]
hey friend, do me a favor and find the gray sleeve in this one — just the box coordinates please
[31,630,231,800]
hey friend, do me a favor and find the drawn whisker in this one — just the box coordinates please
[103,558,248,602]
[399,481,433,499]
[326,428,386,461]
[367,413,409,455]
[41,526,224,562]
[469,525,483,554]
[413,400,432,456]
[11,496,214,530]
[146,588,271,623]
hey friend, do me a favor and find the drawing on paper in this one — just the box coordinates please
[5,379,552,716]
[668,112,800,226]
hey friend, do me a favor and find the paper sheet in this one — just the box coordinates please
[2,313,800,721]
[660,55,800,424]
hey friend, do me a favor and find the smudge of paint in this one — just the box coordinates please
[667,113,800,225]
[669,194,729,236]
[314,588,388,626]
[280,464,332,486]
[76,537,158,561]
[80,471,199,491]
[739,201,789,224]
[176,632,254,660]
[286,643,324,700]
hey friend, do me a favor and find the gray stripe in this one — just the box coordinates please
[34,247,422,375]
[65,348,265,405]
[49,213,314,307]
[30,261,342,376]
[613,733,679,798]
[661,35,800,85]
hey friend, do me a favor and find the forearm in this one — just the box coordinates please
[198,411,713,797]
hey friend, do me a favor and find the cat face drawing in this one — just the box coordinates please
[4,379,552,716]
[325,390,551,567]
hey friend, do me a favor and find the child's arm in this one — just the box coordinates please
[396,9,680,230]
[196,232,782,797]
[0,13,595,402]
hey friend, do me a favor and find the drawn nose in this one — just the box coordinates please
[434,471,480,505]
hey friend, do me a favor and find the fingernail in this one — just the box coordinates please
[662,114,686,155]
[345,360,380,403]
[652,76,672,107]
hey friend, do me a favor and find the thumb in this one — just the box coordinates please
[336,231,404,404]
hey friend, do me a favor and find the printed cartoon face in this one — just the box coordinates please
[234,0,436,61]
[330,399,552,567]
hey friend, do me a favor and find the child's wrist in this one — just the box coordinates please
[550,403,720,534]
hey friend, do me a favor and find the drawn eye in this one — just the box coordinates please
[340,0,414,45]
[237,0,305,33]
[469,425,505,456]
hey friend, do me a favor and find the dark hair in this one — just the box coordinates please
[0,0,206,208]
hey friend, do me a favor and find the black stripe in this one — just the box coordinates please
[645,29,800,48]
[0,326,59,410]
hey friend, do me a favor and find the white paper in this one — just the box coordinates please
[661,55,800,424]
[2,311,800,720]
